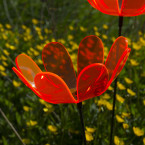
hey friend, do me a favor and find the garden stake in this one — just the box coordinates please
[109,16,124,145]
[77,102,87,145]
[0,108,26,145]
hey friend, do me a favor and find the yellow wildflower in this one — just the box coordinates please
[116,94,125,103]
[138,31,142,36]
[127,89,136,96]
[22,25,27,29]
[0,23,3,28]
[2,34,8,40]
[123,123,129,129]
[23,106,31,112]
[9,45,16,50]
[37,58,43,65]
[27,120,37,126]
[103,24,108,29]
[0,71,7,76]
[105,102,113,110]
[3,50,10,56]
[143,100,145,106]
[97,99,107,106]
[48,125,57,133]
[93,26,98,31]
[5,24,11,29]
[58,39,66,44]
[111,37,116,42]
[143,138,145,145]
[114,136,124,145]
[1,55,7,61]
[132,42,141,50]
[45,144,50,145]
[117,82,126,90]
[108,86,113,91]
[32,19,38,25]
[80,26,87,32]
[13,80,21,87]
[44,28,52,34]
[122,112,130,118]
[101,93,110,99]
[51,38,56,42]
[35,26,41,32]
[68,35,74,40]
[0,65,5,71]
[86,127,96,133]
[22,139,30,144]
[124,77,133,84]
[133,127,144,136]
[69,25,74,30]
[85,131,93,141]
[116,115,124,123]
[130,59,139,66]
[95,31,100,36]
[102,34,108,39]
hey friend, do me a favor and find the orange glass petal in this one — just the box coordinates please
[34,72,77,104]
[42,42,76,89]
[77,63,109,102]
[88,0,145,16]
[77,35,104,75]
[12,67,42,98]
[105,36,131,84]
[16,54,42,85]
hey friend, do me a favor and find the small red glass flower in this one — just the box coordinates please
[12,35,131,104]
[88,0,145,16]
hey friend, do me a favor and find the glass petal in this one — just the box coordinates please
[12,67,42,98]
[121,0,145,16]
[42,42,76,89]
[15,54,42,86]
[105,36,131,85]
[77,63,109,102]
[34,72,77,104]
[88,0,119,16]
[78,35,104,75]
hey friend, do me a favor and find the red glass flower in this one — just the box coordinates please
[88,0,145,16]
[12,35,131,104]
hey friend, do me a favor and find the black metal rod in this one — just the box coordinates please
[77,102,87,145]
[109,16,123,145]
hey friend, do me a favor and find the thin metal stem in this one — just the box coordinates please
[0,108,26,145]
[77,102,86,145]
[109,16,123,145]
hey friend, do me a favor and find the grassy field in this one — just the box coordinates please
[0,0,145,145]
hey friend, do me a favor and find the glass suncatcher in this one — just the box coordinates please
[12,35,131,144]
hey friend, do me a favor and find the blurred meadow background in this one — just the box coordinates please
[0,0,145,145]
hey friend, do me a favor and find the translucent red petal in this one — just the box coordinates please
[15,54,42,85]
[121,0,145,16]
[34,72,77,104]
[77,63,109,102]
[77,35,104,75]
[88,0,145,16]
[88,0,120,16]
[105,36,131,86]
[42,42,76,89]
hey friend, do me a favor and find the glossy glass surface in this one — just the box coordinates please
[34,72,77,104]
[77,63,109,102]
[77,35,104,75]
[16,54,42,86]
[42,42,76,89]
[88,0,145,16]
